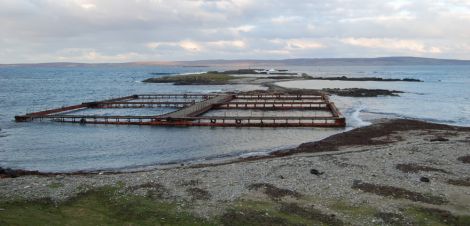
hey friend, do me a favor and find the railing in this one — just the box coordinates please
[26,114,345,127]
[14,93,346,127]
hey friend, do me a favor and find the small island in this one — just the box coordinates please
[143,70,422,86]
[143,72,235,85]
[142,69,300,85]
[143,69,412,97]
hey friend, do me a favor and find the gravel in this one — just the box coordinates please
[1,120,470,224]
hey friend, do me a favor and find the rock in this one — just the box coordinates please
[430,137,449,142]
[0,167,51,178]
[321,88,404,97]
[420,177,430,183]
[310,169,324,176]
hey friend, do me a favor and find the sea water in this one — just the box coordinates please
[276,65,470,127]
[0,65,338,172]
[0,65,469,172]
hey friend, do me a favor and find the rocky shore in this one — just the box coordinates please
[1,119,469,225]
[321,88,404,97]
[259,83,405,97]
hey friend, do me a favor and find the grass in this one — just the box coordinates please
[220,198,345,226]
[2,186,469,226]
[351,180,448,205]
[405,206,470,226]
[223,198,470,226]
[328,200,377,219]
[142,72,237,85]
[0,186,215,226]
[47,182,64,189]
[247,183,302,201]
[223,200,320,226]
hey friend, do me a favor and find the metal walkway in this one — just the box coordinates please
[159,94,234,118]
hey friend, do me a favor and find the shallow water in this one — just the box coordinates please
[1,64,469,172]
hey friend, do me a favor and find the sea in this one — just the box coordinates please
[1,64,469,172]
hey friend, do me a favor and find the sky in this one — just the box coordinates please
[1,0,470,63]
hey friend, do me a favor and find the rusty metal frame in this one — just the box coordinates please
[15,93,346,127]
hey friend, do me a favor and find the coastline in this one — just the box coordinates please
[6,117,465,177]
[2,118,470,225]
[142,69,408,97]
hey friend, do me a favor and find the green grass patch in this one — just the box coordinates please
[223,200,312,226]
[143,72,237,85]
[328,200,377,218]
[0,186,215,226]
[47,182,64,189]
[405,206,470,226]
[222,199,342,226]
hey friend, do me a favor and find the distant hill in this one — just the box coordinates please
[0,62,130,68]
[2,57,470,67]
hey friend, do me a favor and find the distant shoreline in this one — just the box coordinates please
[2,56,470,67]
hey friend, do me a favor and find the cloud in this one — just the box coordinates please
[0,0,469,62]
[179,40,202,52]
[341,38,442,54]
[146,39,246,53]
[285,39,325,50]
[79,3,96,10]
[207,40,246,49]
[271,16,302,24]
[146,40,202,52]
[55,48,143,61]
[228,25,255,34]
[339,14,415,23]
[146,42,160,49]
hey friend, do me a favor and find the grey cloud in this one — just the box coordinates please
[0,0,469,63]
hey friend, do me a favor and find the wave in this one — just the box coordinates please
[363,110,404,118]
[363,110,469,126]
[149,72,176,75]
[0,128,7,138]
[239,151,271,158]
[147,71,206,77]
[344,103,371,128]
[177,71,207,76]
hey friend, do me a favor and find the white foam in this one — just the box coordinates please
[240,151,270,158]
[177,71,207,75]
[349,103,372,128]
